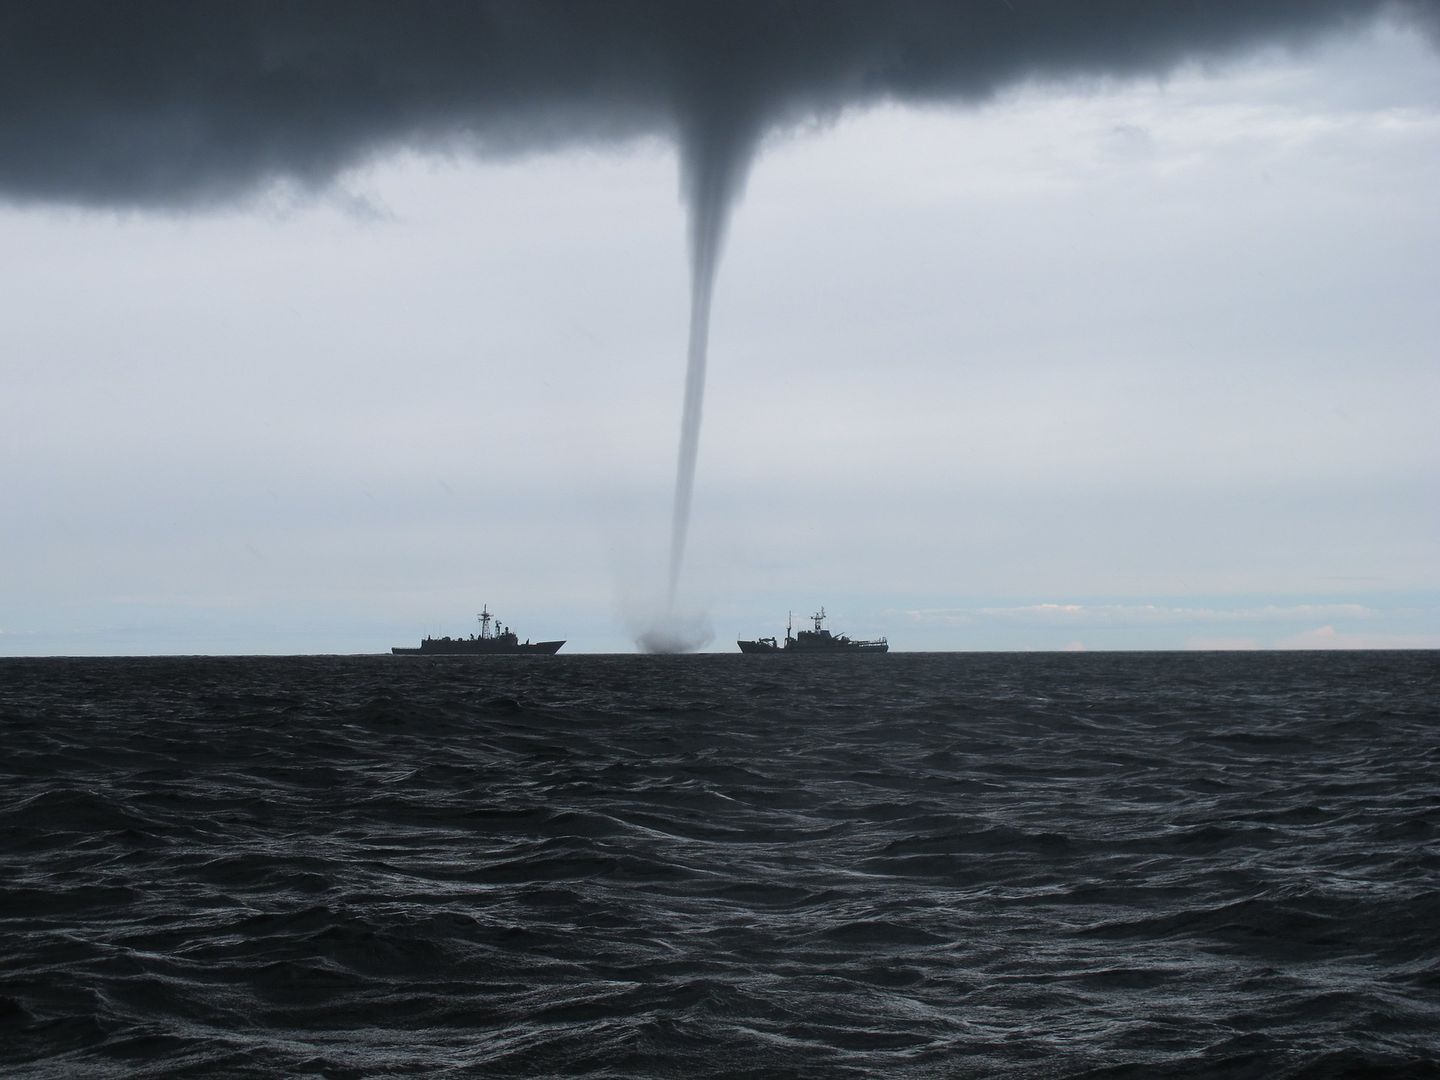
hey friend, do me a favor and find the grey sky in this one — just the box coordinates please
[1,3,1437,653]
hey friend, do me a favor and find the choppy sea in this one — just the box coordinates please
[2,651,1437,1078]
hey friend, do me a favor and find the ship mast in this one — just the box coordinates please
[478,605,493,639]
[812,607,826,632]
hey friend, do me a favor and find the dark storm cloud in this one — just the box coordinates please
[1,0,1431,209]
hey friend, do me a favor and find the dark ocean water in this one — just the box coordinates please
[1,651,1437,1079]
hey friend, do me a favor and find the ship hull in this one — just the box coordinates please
[737,639,782,654]
[736,639,888,654]
[392,639,565,656]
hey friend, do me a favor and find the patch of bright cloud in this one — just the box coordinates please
[1275,625,1440,649]
[907,603,1379,627]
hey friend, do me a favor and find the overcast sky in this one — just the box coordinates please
[2,4,1437,654]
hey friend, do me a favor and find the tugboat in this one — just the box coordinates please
[392,606,565,655]
[738,608,888,654]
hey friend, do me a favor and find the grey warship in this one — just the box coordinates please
[738,607,888,654]
[392,606,564,655]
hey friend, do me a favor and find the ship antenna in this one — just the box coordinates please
[813,607,826,631]
[479,605,493,639]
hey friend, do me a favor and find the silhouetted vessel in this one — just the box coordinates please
[738,608,888,654]
[392,606,564,655]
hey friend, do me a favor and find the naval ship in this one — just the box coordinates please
[738,607,888,654]
[392,606,565,655]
